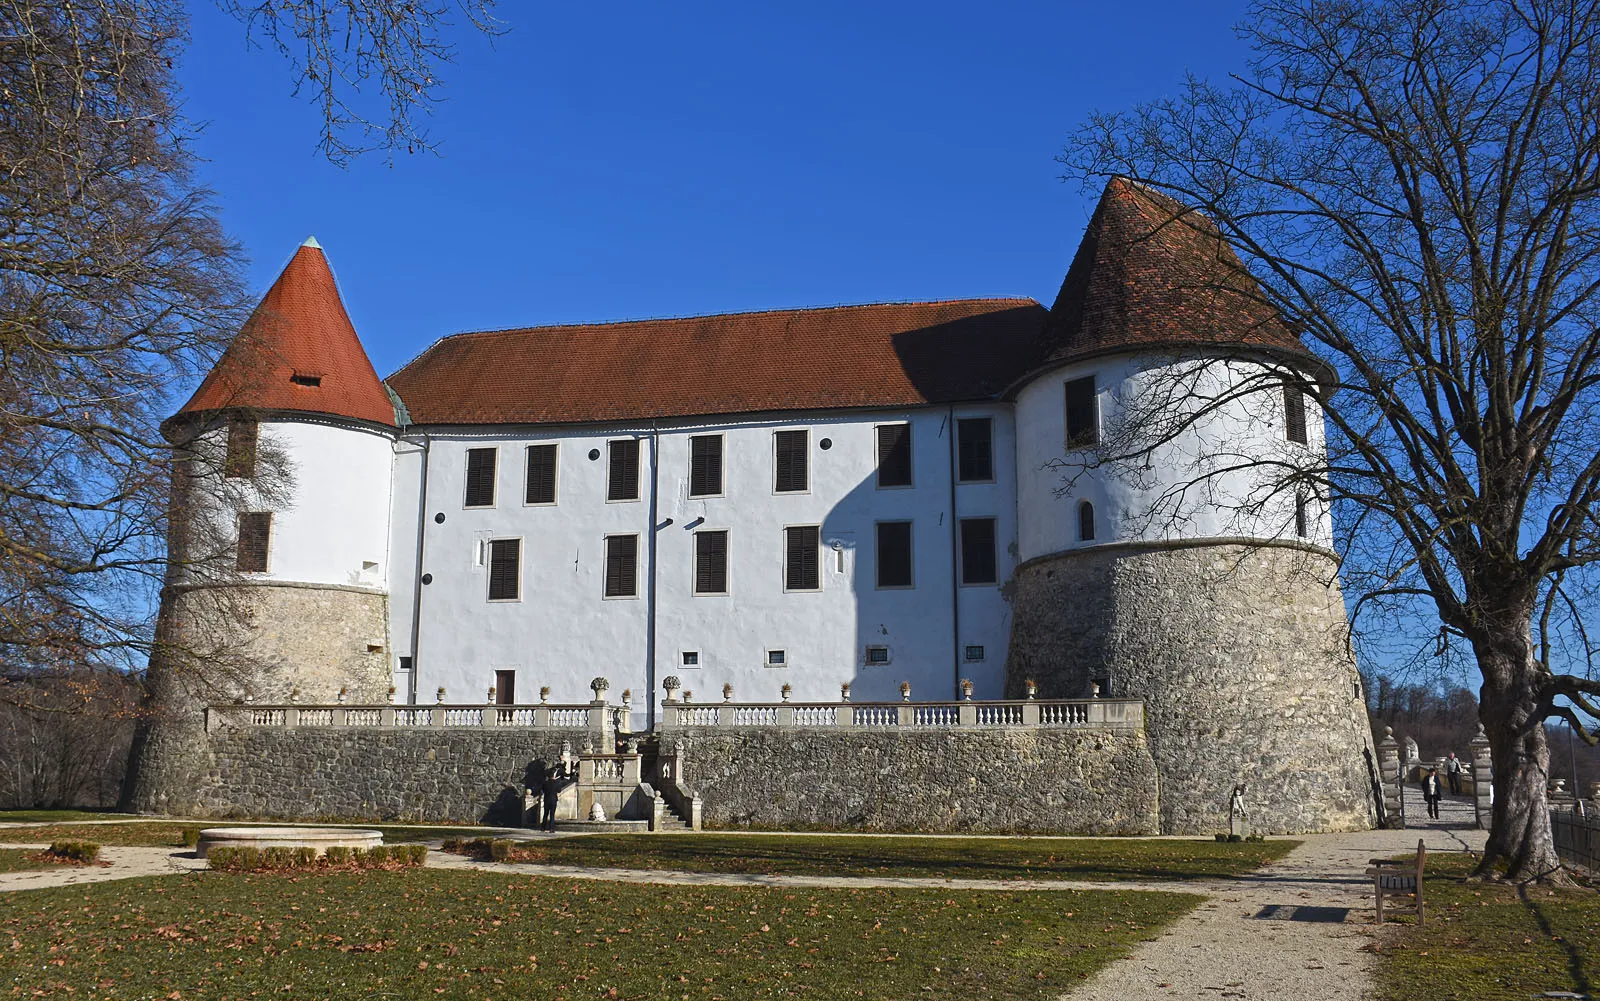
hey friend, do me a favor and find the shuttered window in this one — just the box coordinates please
[1285,383,1308,443]
[875,521,913,588]
[957,418,992,482]
[225,418,258,479]
[785,525,820,591]
[1078,501,1096,542]
[236,512,271,572]
[464,447,497,507]
[876,423,913,487]
[607,439,640,501]
[604,534,639,597]
[960,517,997,585]
[487,538,521,600]
[1295,493,1310,538]
[689,435,723,497]
[694,530,729,594]
[1065,376,1098,448]
[773,430,808,492]
[525,444,557,504]
[494,670,516,705]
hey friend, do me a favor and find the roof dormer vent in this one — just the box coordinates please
[289,372,323,387]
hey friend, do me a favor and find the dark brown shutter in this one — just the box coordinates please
[487,538,520,600]
[785,525,820,590]
[495,670,516,705]
[956,418,992,482]
[225,418,258,479]
[689,435,723,497]
[960,518,997,584]
[525,444,557,504]
[694,530,728,593]
[1285,383,1308,443]
[1065,376,1098,447]
[465,448,497,507]
[773,430,808,492]
[604,534,638,597]
[236,512,271,572]
[1295,494,1309,538]
[607,440,640,500]
[875,522,913,587]
[1078,501,1096,542]
[876,423,913,487]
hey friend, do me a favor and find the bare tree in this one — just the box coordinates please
[1060,0,1600,881]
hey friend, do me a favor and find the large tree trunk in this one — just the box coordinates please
[1473,612,1563,882]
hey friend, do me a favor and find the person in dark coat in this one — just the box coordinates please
[1423,767,1443,820]
[1446,752,1463,795]
[541,766,563,832]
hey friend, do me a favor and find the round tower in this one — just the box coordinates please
[124,238,398,815]
[1006,180,1378,835]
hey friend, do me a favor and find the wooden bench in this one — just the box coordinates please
[1365,839,1426,925]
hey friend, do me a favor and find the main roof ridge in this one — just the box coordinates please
[431,296,1044,343]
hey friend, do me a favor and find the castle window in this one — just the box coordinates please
[224,418,258,479]
[681,651,699,668]
[876,423,913,487]
[773,430,808,493]
[694,530,729,594]
[524,444,557,505]
[964,645,985,662]
[1285,382,1308,444]
[1064,376,1099,448]
[486,538,521,601]
[607,439,640,501]
[767,649,787,667]
[960,517,997,585]
[785,525,821,591]
[464,447,497,507]
[494,670,516,705]
[957,417,993,482]
[1077,500,1096,542]
[875,521,914,588]
[1295,493,1310,538]
[689,434,724,497]
[865,645,890,665]
[603,534,639,598]
[236,512,271,572]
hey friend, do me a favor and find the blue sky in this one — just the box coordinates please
[178,0,1254,377]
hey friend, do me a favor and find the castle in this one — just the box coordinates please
[125,179,1380,835]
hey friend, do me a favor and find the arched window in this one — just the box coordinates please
[1077,500,1096,542]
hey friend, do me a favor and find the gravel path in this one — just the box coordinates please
[0,846,205,893]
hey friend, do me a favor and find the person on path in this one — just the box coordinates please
[541,767,563,833]
[1446,752,1462,795]
[1423,767,1443,820]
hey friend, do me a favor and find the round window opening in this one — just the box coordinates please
[421,573,434,585]
[433,512,446,524]
[819,437,833,450]
[588,448,601,461]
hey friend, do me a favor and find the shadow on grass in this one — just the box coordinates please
[1519,885,1595,998]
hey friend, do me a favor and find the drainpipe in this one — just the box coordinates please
[645,424,661,731]
[946,406,961,699]
[407,432,432,705]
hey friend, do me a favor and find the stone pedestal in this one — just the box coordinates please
[1469,725,1492,830]
[1377,727,1404,829]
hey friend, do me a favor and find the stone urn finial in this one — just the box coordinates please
[388,685,398,705]
[1024,679,1037,700]
[243,691,255,705]
[899,681,912,702]
[1090,681,1101,698]
[487,686,497,705]
[683,690,693,704]
[337,687,348,705]
[960,678,974,701]
[539,685,550,704]
[621,688,633,707]
[288,687,300,704]
[663,675,682,702]
[840,682,851,703]
[436,686,447,704]
[781,683,792,702]
[723,682,734,703]
[590,676,610,700]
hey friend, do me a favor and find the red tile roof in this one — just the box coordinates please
[176,240,397,427]
[1038,178,1309,368]
[385,299,1051,426]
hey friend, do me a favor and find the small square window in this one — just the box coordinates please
[681,651,700,668]
[766,649,787,667]
[964,645,985,663]
[865,645,890,665]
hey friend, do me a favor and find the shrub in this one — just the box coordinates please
[490,839,514,862]
[323,845,352,866]
[394,844,429,866]
[467,837,495,856]
[235,846,261,870]
[365,845,390,865]
[294,846,317,867]
[181,828,202,849]
[262,846,296,870]
[48,841,101,863]
[206,846,240,870]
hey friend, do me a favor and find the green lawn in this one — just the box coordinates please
[1374,854,1600,1001]
[0,822,502,848]
[522,833,1298,882]
[0,810,134,824]
[0,868,1199,1000]
[0,849,58,873]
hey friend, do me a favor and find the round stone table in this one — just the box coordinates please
[196,826,382,858]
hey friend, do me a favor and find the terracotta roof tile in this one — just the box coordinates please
[177,240,397,427]
[1039,178,1307,367]
[385,299,1050,426]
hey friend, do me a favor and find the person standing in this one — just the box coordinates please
[1446,752,1463,795]
[541,766,564,833]
[1423,767,1443,820]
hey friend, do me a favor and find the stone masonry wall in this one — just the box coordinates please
[675,727,1159,834]
[1006,542,1380,836]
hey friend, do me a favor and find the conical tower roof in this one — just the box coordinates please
[1037,178,1312,371]
[176,238,396,427]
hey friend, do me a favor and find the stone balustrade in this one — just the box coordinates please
[205,703,608,735]
[658,698,1143,731]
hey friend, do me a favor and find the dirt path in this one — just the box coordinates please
[0,846,205,893]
